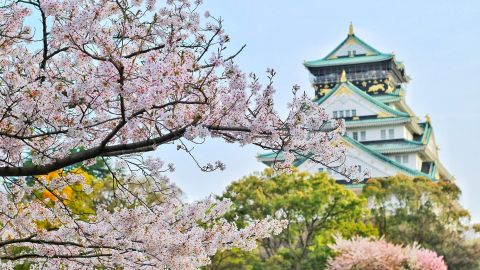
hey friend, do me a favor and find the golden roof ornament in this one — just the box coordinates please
[340,70,347,83]
[426,114,431,123]
[348,22,354,36]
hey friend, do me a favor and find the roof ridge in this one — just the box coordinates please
[304,54,394,68]
[363,138,424,146]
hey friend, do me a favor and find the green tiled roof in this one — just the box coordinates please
[303,117,411,131]
[363,139,425,154]
[314,81,409,118]
[257,151,285,160]
[373,95,402,104]
[345,117,411,128]
[371,89,403,103]
[256,151,311,167]
[304,34,393,68]
[420,122,432,144]
[304,54,393,68]
[358,122,433,154]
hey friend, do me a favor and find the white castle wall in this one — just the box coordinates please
[322,91,382,118]
[385,153,422,171]
[346,125,408,141]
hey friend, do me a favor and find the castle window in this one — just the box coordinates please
[333,111,338,118]
[402,155,409,164]
[339,111,344,118]
[381,130,386,140]
[389,129,395,139]
[345,110,351,117]
[318,168,324,172]
[360,131,366,141]
[395,155,401,163]
[352,109,357,117]
[353,132,358,141]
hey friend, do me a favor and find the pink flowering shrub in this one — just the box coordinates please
[410,247,448,270]
[327,236,447,270]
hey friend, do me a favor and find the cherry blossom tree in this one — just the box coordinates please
[0,0,346,268]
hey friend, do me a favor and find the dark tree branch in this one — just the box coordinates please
[0,127,187,176]
[197,44,246,70]
[124,44,165,58]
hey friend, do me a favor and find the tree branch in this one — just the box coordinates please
[0,127,187,176]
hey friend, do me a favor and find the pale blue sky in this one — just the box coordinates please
[156,0,480,223]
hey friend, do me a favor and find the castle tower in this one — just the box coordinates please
[305,23,408,98]
[258,24,453,189]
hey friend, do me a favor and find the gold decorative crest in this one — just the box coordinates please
[368,83,385,93]
[320,88,331,96]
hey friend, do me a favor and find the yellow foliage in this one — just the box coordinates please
[44,170,60,182]
[41,190,58,202]
[39,168,92,202]
[33,167,103,229]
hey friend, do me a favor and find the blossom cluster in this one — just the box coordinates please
[0,169,287,269]
[327,236,447,270]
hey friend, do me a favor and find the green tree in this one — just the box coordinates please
[208,170,376,270]
[362,175,480,270]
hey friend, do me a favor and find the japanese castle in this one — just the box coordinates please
[257,23,453,188]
